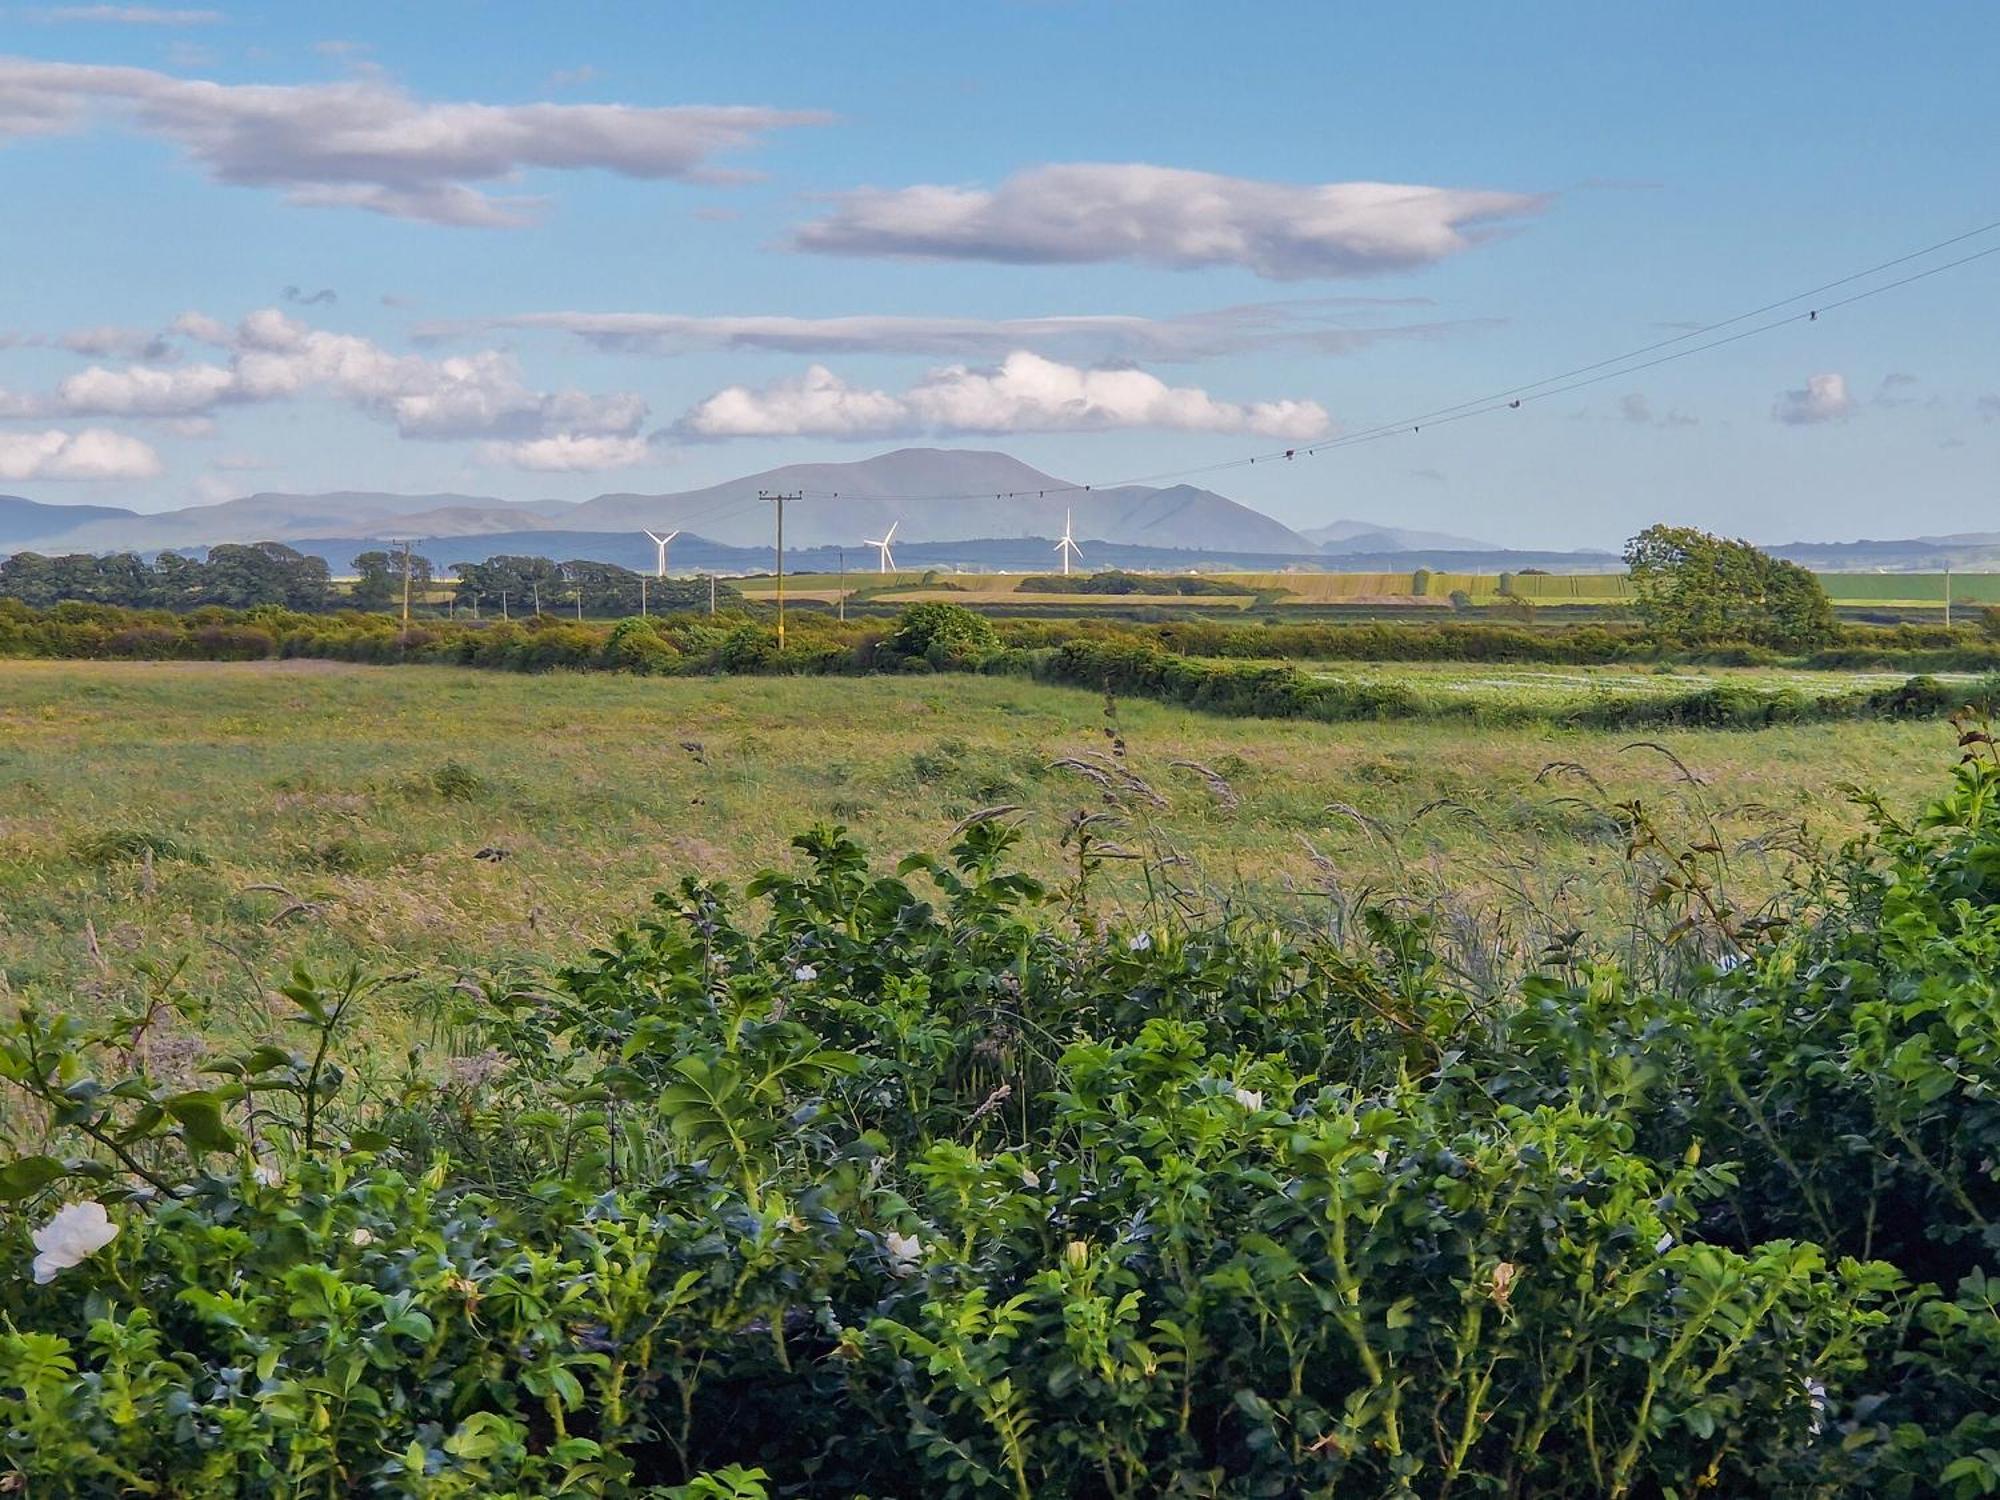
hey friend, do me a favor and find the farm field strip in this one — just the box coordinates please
[0,657,1960,1032]
[1291,662,1989,696]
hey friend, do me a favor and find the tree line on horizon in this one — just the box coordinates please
[0,526,1843,650]
[0,545,732,618]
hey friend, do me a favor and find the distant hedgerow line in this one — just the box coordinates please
[3,598,1997,732]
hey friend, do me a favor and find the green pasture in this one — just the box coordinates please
[0,657,1958,1026]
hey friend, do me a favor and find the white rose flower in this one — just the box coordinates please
[883,1231,924,1277]
[1233,1087,1264,1111]
[349,1228,375,1247]
[793,964,818,983]
[30,1201,119,1285]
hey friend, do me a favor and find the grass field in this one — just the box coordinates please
[0,658,1960,1027]
[1292,659,1989,712]
[729,568,2000,612]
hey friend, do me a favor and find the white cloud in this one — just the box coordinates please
[0,387,54,417]
[791,163,1547,280]
[1618,392,1697,428]
[60,323,178,359]
[0,427,161,480]
[683,365,910,439]
[680,352,1330,441]
[48,307,649,443]
[1873,372,1928,410]
[59,361,236,415]
[481,434,653,471]
[0,56,830,226]
[170,310,232,345]
[433,298,1476,363]
[31,6,222,23]
[1772,372,1852,426]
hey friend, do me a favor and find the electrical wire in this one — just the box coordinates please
[763,217,2000,509]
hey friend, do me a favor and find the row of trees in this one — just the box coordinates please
[449,555,718,617]
[0,543,334,611]
[0,545,730,617]
[0,527,1844,644]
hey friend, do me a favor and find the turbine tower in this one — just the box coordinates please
[1054,509,1084,576]
[642,529,681,579]
[864,520,899,574]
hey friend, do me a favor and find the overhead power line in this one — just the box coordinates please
[755,216,2000,509]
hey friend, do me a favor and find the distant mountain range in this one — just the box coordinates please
[0,451,1317,558]
[1303,518,1497,554]
[276,530,1608,579]
[1,447,1985,575]
[0,494,139,547]
[1766,533,2000,571]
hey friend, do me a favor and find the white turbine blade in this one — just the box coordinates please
[884,520,898,544]
[884,547,895,571]
[643,529,664,545]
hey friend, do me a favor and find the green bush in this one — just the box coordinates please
[887,601,1000,663]
[4,760,2000,1494]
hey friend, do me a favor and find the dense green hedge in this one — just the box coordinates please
[4,760,1999,1494]
[1037,636,2000,729]
[5,600,1998,732]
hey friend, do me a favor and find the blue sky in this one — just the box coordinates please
[0,1,1994,546]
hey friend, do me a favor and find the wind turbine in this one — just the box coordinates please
[642,529,681,579]
[1054,509,1084,577]
[864,520,899,574]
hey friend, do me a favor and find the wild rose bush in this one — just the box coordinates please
[2,769,1998,1496]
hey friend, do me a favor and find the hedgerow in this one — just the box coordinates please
[3,745,1999,1495]
[5,600,2000,733]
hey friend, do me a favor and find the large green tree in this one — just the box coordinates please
[1624,524,1835,649]
[559,558,642,617]
[450,555,566,617]
[349,549,434,612]
[199,543,332,611]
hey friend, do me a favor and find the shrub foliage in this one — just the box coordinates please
[3,748,1999,1495]
[6,599,2000,735]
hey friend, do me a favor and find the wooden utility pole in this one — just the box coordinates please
[1945,565,1953,628]
[708,573,716,615]
[399,538,414,629]
[640,574,648,618]
[762,490,799,649]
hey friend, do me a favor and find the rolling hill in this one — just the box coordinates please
[567,449,1320,554]
[0,450,1321,558]
[15,491,576,555]
[1304,518,1496,554]
[0,494,138,548]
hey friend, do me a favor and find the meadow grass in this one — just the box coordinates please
[0,657,1958,1027]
